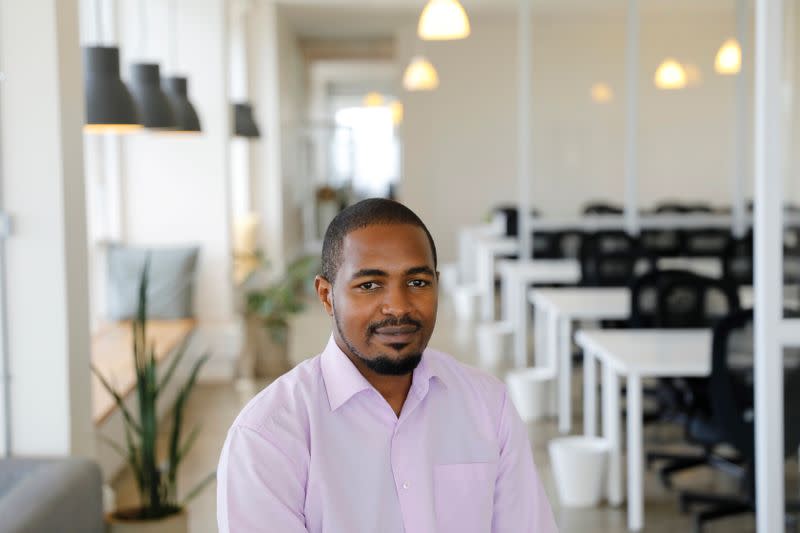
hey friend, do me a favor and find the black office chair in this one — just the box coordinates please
[641,229,684,258]
[582,202,623,215]
[579,231,643,287]
[683,228,730,258]
[679,310,800,532]
[493,205,540,238]
[723,231,800,286]
[531,231,561,259]
[554,230,584,259]
[631,271,740,487]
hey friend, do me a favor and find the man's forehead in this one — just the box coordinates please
[339,223,434,270]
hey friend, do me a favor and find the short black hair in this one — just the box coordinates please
[321,198,438,282]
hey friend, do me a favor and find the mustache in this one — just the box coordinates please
[367,316,422,336]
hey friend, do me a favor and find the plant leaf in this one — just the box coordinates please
[90,364,142,434]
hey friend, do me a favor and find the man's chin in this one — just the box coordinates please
[360,352,423,376]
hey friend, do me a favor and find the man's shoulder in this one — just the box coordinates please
[233,354,324,434]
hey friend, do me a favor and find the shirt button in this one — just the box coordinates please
[402,482,410,490]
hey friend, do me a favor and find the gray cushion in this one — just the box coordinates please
[0,458,104,533]
[107,244,200,320]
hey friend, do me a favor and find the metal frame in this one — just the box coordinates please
[753,0,792,531]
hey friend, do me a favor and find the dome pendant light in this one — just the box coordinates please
[129,63,176,129]
[233,103,260,138]
[715,39,742,75]
[654,59,687,90]
[418,0,471,41]
[162,76,201,133]
[403,56,440,91]
[83,47,142,133]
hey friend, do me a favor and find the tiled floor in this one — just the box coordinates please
[113,296,786,532]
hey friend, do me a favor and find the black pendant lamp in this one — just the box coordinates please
[233,103,260,138]
[83,46,142,133]
[162,76,201,133]
[129,63,176,129]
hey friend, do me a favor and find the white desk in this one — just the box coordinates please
[474,234,518,321]
[575,329,712,532]
[497,256,724,369]
[529,284,793,435]
[529,288,630,433]
[497,259,581,368]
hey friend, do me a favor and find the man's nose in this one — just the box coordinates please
[381,285,413,316]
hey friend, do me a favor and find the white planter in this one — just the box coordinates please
[548,437,609,508]
[505,368,553,422]
[476,321,513,369]
[107,509,188,533]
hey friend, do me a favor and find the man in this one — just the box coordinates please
[217,199,557,532]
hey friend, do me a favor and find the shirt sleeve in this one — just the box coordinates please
[217,424,310,533]
[492,388,559,533]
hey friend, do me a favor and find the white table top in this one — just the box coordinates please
[574,329,712,376]
[655,257,722,278]
[497,258,581,283]
[474,234,518,253]
[529,287,630,319]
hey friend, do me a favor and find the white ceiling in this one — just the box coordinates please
[279,0,738,39]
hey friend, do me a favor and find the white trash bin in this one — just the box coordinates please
[505,368,553,422]
[452,284,480,322]
[548,436,609,507]
[477,321,513,369]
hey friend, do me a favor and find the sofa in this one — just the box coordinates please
[0,458,104,533]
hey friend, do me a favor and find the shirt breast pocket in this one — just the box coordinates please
[434,462,496,533]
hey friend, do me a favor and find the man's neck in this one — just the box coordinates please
[335,339,413,417]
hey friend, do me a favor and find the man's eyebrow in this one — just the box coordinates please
[406,266,435,276]
[350,268,388,280]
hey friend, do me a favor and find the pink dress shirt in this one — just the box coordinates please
[217,335,558,532]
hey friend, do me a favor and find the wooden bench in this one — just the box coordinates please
[91,319,196,479]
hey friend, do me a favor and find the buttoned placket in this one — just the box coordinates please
[390,379,434,533]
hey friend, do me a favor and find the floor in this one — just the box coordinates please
[112,295,790,532]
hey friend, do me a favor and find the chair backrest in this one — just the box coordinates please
[640,229,683,258]
[708,310,800,499]
[683,228,730,258]
[654,202,690,214]
[555,230,584,259]
[582,202,623,215]
[629,269,739,328]
[723,231,800,286]
[494,205,539,237]
[531,231,560,259]
[579,231,641,287]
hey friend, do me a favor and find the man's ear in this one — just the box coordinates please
[315,275,334,316]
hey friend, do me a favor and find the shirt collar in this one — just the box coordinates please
[320,334,447,412]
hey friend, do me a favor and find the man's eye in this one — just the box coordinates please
[359,282,380,290]
[408,279,430,288]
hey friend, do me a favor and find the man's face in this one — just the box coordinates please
[315,223,438,376]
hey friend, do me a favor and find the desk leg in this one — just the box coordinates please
[558,315,571,434]
[478,246,493,322]
[602,365,622,505]
[583,350,597,437]
[514,276,528,368]
[534,304,546,368]
[627,374,644,531]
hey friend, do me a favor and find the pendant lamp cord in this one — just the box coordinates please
[138,0,148,59]
[94,0,103,45]
[168,0,177,72]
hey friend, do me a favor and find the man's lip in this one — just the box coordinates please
[373,326,420,335]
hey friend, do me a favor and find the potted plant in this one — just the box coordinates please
[93,264,214,532]
[244,255,318,378]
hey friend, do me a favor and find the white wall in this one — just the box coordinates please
[276,7,309,262]
[397,9,777,261]
[0,0,93,456]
